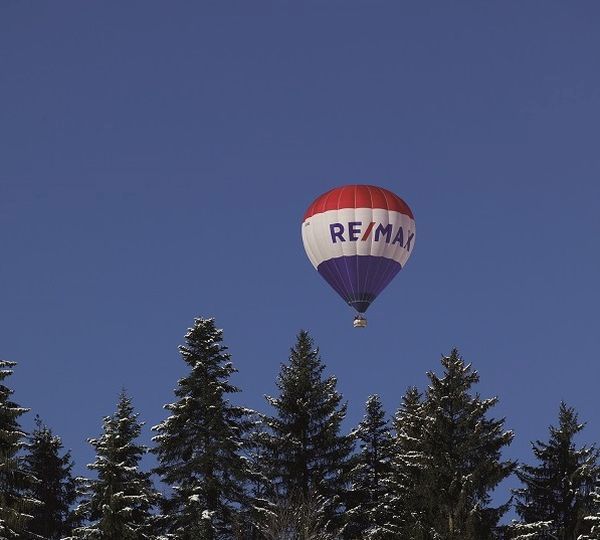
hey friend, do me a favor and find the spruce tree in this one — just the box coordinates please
[513,402,599,540]
[0,359,37,539]
[345,394,393,539]
[255,492,338,540]
[405,349,515,539]
[260,330,353,531]
[23,416,77,539]
[580,491,600,540]
[152,317,252,539]
[505,520,553,539]
[73,390,156,539]
[236,414,271,540]
[373,386,429,539]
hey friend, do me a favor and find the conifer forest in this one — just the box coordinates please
[2,317,599,540]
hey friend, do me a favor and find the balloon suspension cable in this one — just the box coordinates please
[353,314,368,329]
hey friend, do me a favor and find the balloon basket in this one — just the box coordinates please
[353,315,368,329]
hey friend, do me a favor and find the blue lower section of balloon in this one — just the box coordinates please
[316,255,402,313]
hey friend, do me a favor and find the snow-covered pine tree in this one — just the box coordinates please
[0,359,37,539]
[235,413,271,540]
[259,331,353,532]
[371,386,429,540]
[73,390,157,539]
[504,520,554,539]
[255,492,338,540]
[344,394,393,539]
[580,490,600,540]
[23,416,77,539]
[419,349,515,539]
[152,318,252,540]
[513,402,599,540]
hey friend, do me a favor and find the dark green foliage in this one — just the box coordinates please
[74,390,157,539]
[345,394,393,538]
[152,318,252,539]
[10,314,600,540]
[236,415,271,540]
[418,349,516,539]
[372,386,429,539]
[513,402,599,540]
[254,492,340,540]
[0,360,37,539]
[374,352,515,539]
[505,520,554,539]
[375,350,515,540]
[23,416,77,539]
[260,331,353,530]
[580,491,600,539]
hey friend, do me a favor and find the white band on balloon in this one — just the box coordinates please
[302,208,416,269]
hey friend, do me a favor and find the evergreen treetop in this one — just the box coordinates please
[152,317,252,539]
[263,330,353,502]
[345,394,393,538]
[73,389,156,539]
[0,359,38,539]
[514,401,599,540]
[23,415,77,539]
[410,349,515,539]
[372,386,429,539]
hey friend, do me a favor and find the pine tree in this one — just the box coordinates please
[345,394,393,538]
[236,414,271,540]
[23,416,77,539]
[0,359,37,539]
[255,492,339,540]
[152,318,252,540]
[513,402,599,540]
[372,387,429,539]
[259,330,353,532]
[402,349,515,539]
[73,390,157,539]
[580,491,600,539]
[505,520,554,539]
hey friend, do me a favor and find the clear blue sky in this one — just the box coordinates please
[2,1,600,501]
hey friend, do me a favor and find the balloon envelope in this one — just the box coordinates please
[301,185,415,313]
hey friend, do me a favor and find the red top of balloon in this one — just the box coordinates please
[303,184,414,221]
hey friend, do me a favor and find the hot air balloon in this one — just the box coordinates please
[301,185,415,328]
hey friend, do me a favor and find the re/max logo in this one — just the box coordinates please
[329,222,414,250]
